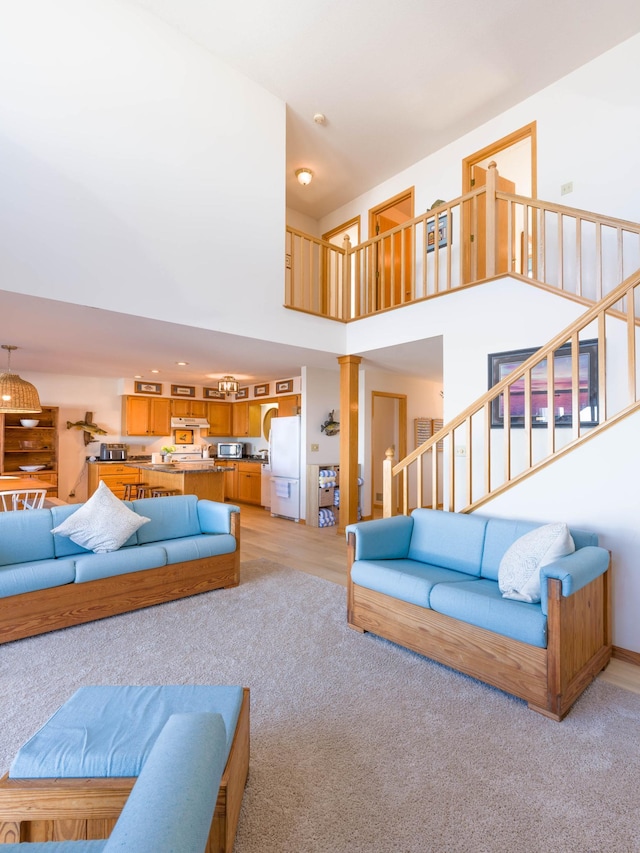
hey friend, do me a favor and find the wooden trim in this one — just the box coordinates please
[612,646,640,666]
[0,512,241,645]
[322,215,361,245]
[462,121,537,197]
[371,391,407,514]
[0,688,250,852]
[338,356,361,531]
[368,188,415,239]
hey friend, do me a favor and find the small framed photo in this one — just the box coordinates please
[171,384,196,398]
[135,381,162,395]
[275,379,294,394]
[254,383,270,397]
[174,428,194,445]
[426,213,450,253]
[236,387,249,400]
[203,387,226,400]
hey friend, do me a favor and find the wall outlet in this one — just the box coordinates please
[310,443,319,452]
[561,181,573,196]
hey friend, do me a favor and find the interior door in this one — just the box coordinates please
[369,190,414,310]
[469,164,516,281]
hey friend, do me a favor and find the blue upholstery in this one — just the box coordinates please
[158,534,237,564]
[346,515,414,561]
[10,684,243,779]
[3,712,228,853]
[429,578,548,647]
[351,559,475,608]
[51,502,139,557]
[407,508,486,575]
[197,500,240,534]
[133,494,201,544]
[0,509,55,566]
[0,559,76,597]
[74,545,167,583]
[540,545,611,616]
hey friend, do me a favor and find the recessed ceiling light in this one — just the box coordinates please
[151,369,159,374]
[134,375,142,379]
[176,361,189,366]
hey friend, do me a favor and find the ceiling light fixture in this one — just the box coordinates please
[218,375,239,395]
[0,344,42,414]
[296,168,313,186]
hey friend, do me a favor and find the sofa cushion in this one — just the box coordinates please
[0,559,76,598]
[0,508,55,567]
[351,558,475,608]
[407,509,487,576]
[10,684,244,778]
[346,515,414,561]
[133,494,201,544]
[74,545,167,584]
[429,578,548,648]
[51,482,150,554]
[157,534,237,565]
[498,523,575,603]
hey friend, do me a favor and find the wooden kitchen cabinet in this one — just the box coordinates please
[217,460,238,501]
[122,396,171,436]
[277,395,301,417]
[232,402,261,437]
[170,399,208,418]
[237,461,261,505]
[87,463,140,499]
[207,401,232,437]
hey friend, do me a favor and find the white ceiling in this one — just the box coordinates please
[5,1,640,386]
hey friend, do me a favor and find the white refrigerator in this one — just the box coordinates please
[269,416,301,521]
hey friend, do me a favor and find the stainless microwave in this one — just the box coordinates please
[217,442,244,459]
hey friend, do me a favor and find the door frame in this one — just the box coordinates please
[371,391,407,515]
[368,188,415,310]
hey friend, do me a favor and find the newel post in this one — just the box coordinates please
[342,234,352,321]
[485,161,498,278]
[338,355,362,531]
[382,446,395,518]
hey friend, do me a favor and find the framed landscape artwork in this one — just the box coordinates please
[275,379,294,394]
[488,339,599,428]
[254,384,270,397]
[134,381,162,395]
[171,384,196,398]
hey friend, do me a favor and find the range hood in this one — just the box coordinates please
[171,417,210,429]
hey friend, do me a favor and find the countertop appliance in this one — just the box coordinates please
[99,443,127,461]
[269,416,300,521]
[217,442,244,459]
[168,444,206,463]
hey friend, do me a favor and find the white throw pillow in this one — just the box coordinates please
[51,481,150,554]
[498,523,575,603]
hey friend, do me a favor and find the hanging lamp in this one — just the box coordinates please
[217,375,239,395]
[0,345,42,413]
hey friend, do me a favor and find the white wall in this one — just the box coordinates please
[301,366,341,521]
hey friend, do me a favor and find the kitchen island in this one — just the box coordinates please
[124,462,227,502]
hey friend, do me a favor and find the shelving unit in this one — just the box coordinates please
[0,407,59,496]
[306,463,363,528]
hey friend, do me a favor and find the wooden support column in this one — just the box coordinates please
[485,161,498,278]
[337,355,362,531]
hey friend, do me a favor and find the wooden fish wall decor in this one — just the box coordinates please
[66,411,108,445]
[320,410,340,436]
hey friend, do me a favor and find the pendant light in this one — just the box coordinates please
[217,375,239,395]
[0,345,42,414]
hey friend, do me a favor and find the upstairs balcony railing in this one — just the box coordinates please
[285,163,640,321]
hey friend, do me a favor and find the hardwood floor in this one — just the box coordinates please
[237,504,640,696]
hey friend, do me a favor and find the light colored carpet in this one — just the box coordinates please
[1,559,639,853]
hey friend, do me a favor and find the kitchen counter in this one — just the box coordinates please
[123,462,226,502]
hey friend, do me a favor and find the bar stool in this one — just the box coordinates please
[123,482,148,500]
[150,487,181,497]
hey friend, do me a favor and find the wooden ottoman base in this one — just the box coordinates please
[0,687,249,853]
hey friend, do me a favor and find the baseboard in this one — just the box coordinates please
[612,646,640,667]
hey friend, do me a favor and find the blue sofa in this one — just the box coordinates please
[0,494,240,644]
[346,509,612,720]
[0,710,229,853]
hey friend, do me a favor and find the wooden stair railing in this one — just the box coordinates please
[285,165,640,322]
[383,267,640,517]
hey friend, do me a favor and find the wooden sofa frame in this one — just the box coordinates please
[347,533,612,721]
[0,512,240,645]
[0,687,249,853]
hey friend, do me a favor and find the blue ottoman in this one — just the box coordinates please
[0,685,250,853]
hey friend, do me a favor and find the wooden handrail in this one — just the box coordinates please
[383,267,640,516]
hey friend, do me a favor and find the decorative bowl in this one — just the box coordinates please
[20,419,39,428]
[19,465,46,472]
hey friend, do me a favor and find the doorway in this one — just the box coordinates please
[368,189,415,310]
[462,122,537,282]
[371,391,407,515]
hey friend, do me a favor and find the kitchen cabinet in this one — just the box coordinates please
[217,460,238,501]
[87,463,140,500]
[207,401,232,437]
[232,402,261,437]
[237,462,262,505]
[123,396,171,437]
[170,399,208,419]
[277,395,300,417]
[0,407,59,497]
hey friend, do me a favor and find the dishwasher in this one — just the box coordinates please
[260,462,271,509]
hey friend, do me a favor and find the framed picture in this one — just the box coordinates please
[275,379,294,394]
[236,387,249,400]
[203,387,226,400]
[134,381,162,395]
[171,384,196,398]
[426,213,449,253]
[254,383,270,397]
[488,339,599,428]
[174,428,194,445]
